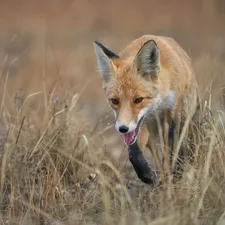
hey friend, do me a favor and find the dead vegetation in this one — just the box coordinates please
[0,58,225,225]
[0,1,225,224]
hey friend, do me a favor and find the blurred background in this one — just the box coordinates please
[1,2,225,224]
[0,0,225,141]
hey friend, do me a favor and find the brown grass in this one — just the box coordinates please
[1,72,225,225]
[0,1,225,224]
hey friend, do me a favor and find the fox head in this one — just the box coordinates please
[93,39,175,145]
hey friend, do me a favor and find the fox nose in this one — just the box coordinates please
[118,125,129,133]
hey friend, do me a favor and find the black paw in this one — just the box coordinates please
[128,142,157,185]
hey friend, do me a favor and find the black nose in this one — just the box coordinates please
[119,125,129,133]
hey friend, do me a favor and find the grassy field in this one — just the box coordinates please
[0,1,225,224]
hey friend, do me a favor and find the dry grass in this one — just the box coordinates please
[0,47,225,225]
[0,1,225,224]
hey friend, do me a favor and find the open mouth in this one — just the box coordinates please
[123,117,144,145]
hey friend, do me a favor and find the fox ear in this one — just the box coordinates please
[135,40,160,79]
[93,41,119,83]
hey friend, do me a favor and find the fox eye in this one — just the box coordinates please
[111,98,119,105]
[134,97,143,104]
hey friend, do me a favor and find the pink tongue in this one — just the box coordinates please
[124,130,136,145]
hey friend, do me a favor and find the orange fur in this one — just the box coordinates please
[94,35,198,153]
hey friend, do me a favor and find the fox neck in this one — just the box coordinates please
[138,89,176,118]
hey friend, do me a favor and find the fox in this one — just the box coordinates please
[93,35,198,184]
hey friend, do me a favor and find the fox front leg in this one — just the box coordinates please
[128,128,157,184]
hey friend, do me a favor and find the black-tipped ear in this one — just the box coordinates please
[135,40,160,79]
[93,41,119,83]
[94,41,119,59]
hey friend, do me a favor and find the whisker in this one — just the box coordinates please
[107,118,116,125]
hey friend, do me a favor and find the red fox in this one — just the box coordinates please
[93,35,198,184]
